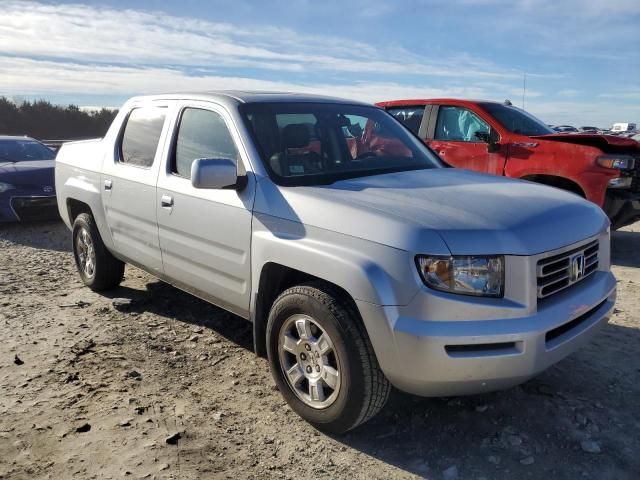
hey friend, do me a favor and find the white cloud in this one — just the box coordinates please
[0,56,492,103]
[0,1,636,126]
[557,89,581,97]
[0,1,531,80]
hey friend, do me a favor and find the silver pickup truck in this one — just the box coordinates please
[55,91,616,433]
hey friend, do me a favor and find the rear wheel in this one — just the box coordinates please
[72,213,124,291]
[266,282,390,434]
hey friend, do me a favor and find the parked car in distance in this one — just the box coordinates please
[56,92,616,433]
[552,125,579,133]
[610,123,637,135]
[0,135,59,222]
[578,126,599,133]
[377,98,640,229]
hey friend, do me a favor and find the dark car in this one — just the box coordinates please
[0,136,59,222]
[552,125,579,133]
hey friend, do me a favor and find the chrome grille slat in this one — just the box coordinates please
[537,239,599,299]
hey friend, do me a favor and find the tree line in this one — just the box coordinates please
[0,97,118,140]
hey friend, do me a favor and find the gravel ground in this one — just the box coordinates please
[1,220,639,480]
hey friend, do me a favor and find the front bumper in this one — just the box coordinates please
[0,194,59,222]
[604,189,640,229]
[357,269,616,397]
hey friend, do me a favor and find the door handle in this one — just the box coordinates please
[104,179,113,190]
[161,194,174,208]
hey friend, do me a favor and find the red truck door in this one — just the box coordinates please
[427,105,507,175]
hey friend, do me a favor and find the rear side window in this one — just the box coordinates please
[173,108,238,178]
[386,106,425,135]
[119,107,167,168]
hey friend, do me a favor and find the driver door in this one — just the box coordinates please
[428,105,506,175]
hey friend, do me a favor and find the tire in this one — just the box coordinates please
[266,282,390,434]
[72,213,124,291]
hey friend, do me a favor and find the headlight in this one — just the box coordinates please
[608,177,633,188]
[0,182,15,193]
[416,255,504,297]
[596,155,635,170]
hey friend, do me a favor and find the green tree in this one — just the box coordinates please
[0,97,118,140]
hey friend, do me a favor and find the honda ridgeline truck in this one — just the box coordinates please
[56,92,616,433]
[377,99,640,229]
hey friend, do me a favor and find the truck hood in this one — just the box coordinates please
[257,169,608,255]
[530,133,640,152]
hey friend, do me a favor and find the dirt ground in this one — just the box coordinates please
[1,220,639,480]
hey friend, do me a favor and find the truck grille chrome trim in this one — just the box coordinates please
[536,240,599,298]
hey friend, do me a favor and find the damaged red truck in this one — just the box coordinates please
[376,99,640,229]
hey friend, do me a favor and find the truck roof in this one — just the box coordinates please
[375,98,501,108]
[127,90,372,106]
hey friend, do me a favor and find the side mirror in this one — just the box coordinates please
[475,130,501,153]
[191,158,242,190]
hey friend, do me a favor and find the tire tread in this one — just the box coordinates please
[73,213,124,291]
[275,281,391,431]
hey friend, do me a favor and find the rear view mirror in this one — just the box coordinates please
[475,130,501,153]
[474,131,491,143]
[191,158,242,190]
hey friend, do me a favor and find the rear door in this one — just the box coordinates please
[101,103,169,273]
[156,102,255,318]
[427,105,507,175]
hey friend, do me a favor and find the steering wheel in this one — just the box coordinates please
[355,151,377,160]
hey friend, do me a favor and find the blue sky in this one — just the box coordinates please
[1,0,638,126]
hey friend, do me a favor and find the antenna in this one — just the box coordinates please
[522,73,526,109]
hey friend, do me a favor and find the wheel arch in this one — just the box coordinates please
[66,198,94,224]
[520,174,586,197]
[252,262,359,358]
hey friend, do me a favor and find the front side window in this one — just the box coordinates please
[119,107,167,168]
[386,106,425,135]
[173,108,238,178]
[240,102,442,186]
[434,106,490,142]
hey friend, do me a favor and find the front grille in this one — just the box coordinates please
[11,196,59,222]
[536,240,599,299]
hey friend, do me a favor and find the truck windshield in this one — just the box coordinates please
[240,102,443,186]
[479,103,554,136]
[0,139,55,162]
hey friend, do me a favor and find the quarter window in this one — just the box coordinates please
[119,107,167,167]
[173,108,239,178]
[386,106,425,135]
[434,106,490,142]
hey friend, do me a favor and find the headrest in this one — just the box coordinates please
[282,124,310,149]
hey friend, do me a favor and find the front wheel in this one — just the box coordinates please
[72,213,124,291]
[266,282,390,434]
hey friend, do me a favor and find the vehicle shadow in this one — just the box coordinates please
[611,229,640,268]
[92,271,639,477]
[99,280,254,352]
[329,320,640,478]
[0,219,70,252]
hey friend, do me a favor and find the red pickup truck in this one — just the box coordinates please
[376,98,640,229]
